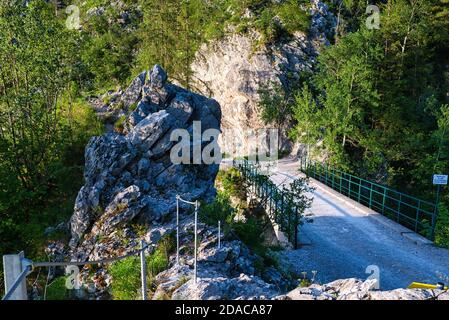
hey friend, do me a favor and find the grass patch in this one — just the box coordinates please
[108,232,175,300]
[45,277,70,300]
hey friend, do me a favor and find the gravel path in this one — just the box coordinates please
[270,158,449,290]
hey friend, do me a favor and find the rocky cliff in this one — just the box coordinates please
[191,0,336,155]
[69,65,221,262]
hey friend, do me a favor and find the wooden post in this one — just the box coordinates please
[140,241,147,300]
[3,251,27,300]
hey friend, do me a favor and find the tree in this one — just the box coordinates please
[137,0,206,87]
[290,84,319,157]
[313,27,382,169]
[0,0,72,194]
[80,1,141,89]
[258,82,294,153]
[0,0,108,264]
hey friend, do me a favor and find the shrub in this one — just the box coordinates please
[216,168,246,199]
[232,216,265,253]
[435,203,449,248]
[199,191,235,226]
[277,0,310,35]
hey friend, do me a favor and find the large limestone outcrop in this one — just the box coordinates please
[191,0,336,155]
[69,65,221,261]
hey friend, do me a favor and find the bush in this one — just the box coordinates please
[199,192,235,226]
[435,203,449,248]
[277,0,310,35]
[114,115,127,133]
[232,216,265,253]
[216,168,246,199]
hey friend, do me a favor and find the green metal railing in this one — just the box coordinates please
[299,157,437,239]
[234,159,301,249]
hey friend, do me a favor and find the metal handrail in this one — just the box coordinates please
[300,157,436,238]
[2,242,151,300]
[235,159,301,248]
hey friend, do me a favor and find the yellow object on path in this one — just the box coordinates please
[408,282,448,290]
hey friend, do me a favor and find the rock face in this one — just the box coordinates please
[69,65,221,261]
[191,0,336,155]
[276,278,449,300]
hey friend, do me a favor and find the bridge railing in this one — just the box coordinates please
[299,157,437,239]
[234,159,302,249]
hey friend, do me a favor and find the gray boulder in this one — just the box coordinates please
[127,110,173,151]
[149,64,168,88]
[120,70,147,109]
[97,185,144,235]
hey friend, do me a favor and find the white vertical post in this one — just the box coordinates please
[3,251,27,300]
[176,195,180,265]
[140,240,147,300]
[194,201,198,284]
[218,221,221,249]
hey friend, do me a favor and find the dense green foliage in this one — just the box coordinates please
[78,0,142,89]
[199,192,235,226]
[435,204,449,248]
[0,1,104,275]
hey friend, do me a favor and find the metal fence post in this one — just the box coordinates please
[3,252,28,300]
[218,221,221,249]
[176,195,180,265]
[194,201,199,284]
[140,240,147,300]
[325,163,328,185]
[294,206,299,250]
[287,193,292,243]
[358,180,362,203]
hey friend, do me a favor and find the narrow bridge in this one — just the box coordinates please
[269,157,449,290]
